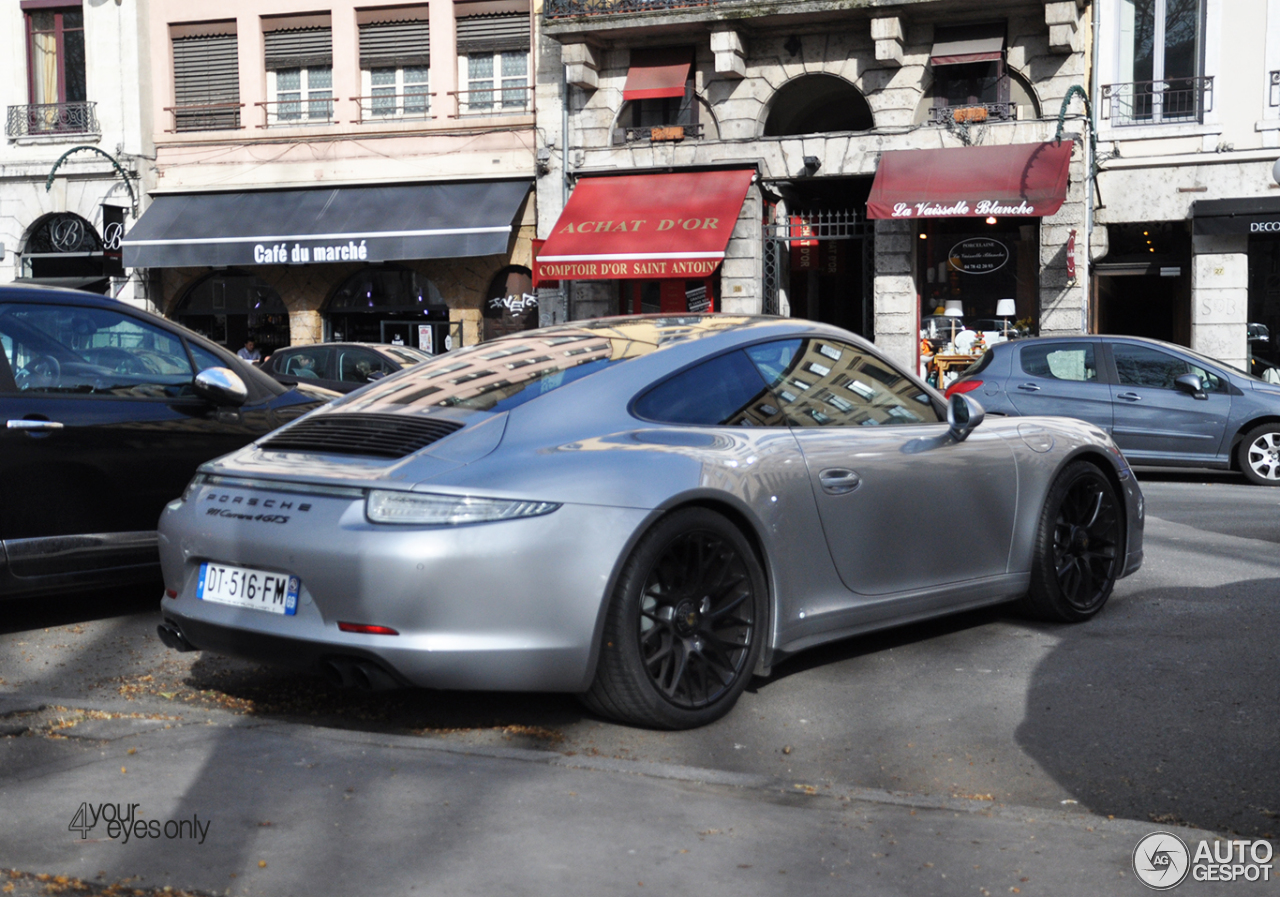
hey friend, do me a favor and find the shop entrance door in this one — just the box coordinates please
[763,209,874,337]
[627,279,715,314]
[1094,270,1190,346]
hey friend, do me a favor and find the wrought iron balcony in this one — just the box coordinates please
[618,123,704,143]
[352,91,434,124]
[1101,76,1213,126]
[165,102,244,133]
[6,102,99,138]
[546,0,719,17]
[927,103,1017,126]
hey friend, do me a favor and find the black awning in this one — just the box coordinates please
[1192,196,1280,235]
[123,180,532,269]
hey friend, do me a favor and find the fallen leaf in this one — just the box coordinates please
[258,861,267,868]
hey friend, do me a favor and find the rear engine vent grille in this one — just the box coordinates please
[260,413,464,458]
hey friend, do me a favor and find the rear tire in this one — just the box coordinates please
[1237,424,1280,486]
[581,508,765,729]
[1019,461,1122,623]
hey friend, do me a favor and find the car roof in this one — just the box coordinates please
[0,284,126,308]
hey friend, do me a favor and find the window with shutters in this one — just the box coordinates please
[456,13,530,115]
[263,25,334,126]
[171,29,241,132]
[357,18,431,122]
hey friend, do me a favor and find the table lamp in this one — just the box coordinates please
[996,298,1016,338]
[944,300,964,348]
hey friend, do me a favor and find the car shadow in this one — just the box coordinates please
[1014,578,1280,838]
[0,579,162,635]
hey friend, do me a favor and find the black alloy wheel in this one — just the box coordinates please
[1021,461,1123,622]
[582,508,765,729]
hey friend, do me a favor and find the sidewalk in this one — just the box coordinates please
[1,693,1265,897]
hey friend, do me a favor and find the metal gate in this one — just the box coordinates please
[763,209,875,333]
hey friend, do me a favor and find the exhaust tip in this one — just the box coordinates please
[156,623,197,653]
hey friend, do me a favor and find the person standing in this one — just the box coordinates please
[237,339,261,362]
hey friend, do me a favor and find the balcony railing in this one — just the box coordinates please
[1101,76,1213,126]
[352,91,435,124]
[927,103,1017,126]
[6,102,99,138]
[618,123,704,143]
[256,97,336,128]
[450,85,533,116]
[165,102,244,133]
[546,0,716,16]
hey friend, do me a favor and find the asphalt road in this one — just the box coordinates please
[1,470,1278,894]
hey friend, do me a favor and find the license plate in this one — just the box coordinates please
[197,562,299,616]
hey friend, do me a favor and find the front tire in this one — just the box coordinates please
[1019,461,1122,622]
[581,508,766,729]
[1237,424,1280,486]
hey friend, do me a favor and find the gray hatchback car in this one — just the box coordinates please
[947,335,1280,485]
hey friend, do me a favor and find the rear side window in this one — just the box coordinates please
[633,350,774,426]
[1020,343,1097,383]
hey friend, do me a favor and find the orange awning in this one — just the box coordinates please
[534,170,754,282]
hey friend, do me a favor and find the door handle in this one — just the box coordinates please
[7,419,65,431]
[1116,392,1142,402]
[819,468,861,495]
[1016,383,1041,391]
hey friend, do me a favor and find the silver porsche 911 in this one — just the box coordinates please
[157,315,1144,729]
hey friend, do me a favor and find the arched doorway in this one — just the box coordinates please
[325,265,449,351]
[19,212,109,292]
[482,266,537,340]
[174,271,290,354]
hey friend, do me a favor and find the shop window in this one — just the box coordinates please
[174,272,289,355]
[745,339,942,427]
[172,29,240,131]
[764,75,873,137]
[20,212,107,283]
[917,218,1039,340]
[456,12,530,113]
[263,23,334,125]
[26,6,85,108]
[325,265,448,351]
[358,15,430,120]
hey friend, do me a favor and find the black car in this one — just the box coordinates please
[260,342,431,394]
[0,285,336,599]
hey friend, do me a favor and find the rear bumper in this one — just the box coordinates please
[158,484,650,692]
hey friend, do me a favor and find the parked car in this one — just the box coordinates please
[261,342,431,394]
[157,315,1143,729]
[0,285,337,599]
[946,335,1280,485]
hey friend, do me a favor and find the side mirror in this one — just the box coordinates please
[1174,373,1207,399]
[193,367,248,407]
[947,393,985,442]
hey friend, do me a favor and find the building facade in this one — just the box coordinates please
[1092,0,1280,373]
[535,0,1095,371]
[2,0,152,308]
[122,0,540,355]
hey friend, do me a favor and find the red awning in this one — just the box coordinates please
[866,142,1072,220]
[623,47,693,100]
[535,170,754,283]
